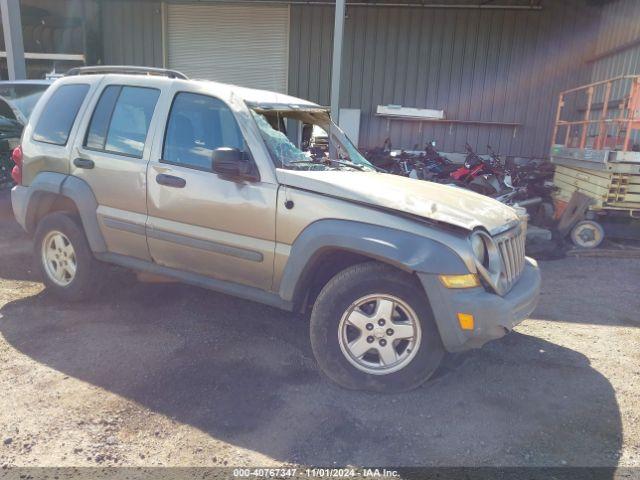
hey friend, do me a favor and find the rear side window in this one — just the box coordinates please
[85,86,120,150]
[85,85,160,158]
[32,84,89,146]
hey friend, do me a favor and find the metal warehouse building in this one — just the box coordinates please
[0,0,638,158]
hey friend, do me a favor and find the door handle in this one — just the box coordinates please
[156,173,186,188]
[73,158,94,169]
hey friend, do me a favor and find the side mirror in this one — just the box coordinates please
[212,147,256,181]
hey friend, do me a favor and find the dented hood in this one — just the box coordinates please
[276,169,519,233]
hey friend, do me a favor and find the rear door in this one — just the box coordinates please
[71,77,167,260]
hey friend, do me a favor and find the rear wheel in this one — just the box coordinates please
[34,212,105,301]
[310,262,444,392]
[41,230,77,287]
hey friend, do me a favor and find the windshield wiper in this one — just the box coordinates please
[285,159,329,170]
[288,159,367,171]
[329,159,366,171]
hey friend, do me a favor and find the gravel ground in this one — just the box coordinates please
[0,192,638,469]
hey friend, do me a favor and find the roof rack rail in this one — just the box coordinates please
[65,66,188,80]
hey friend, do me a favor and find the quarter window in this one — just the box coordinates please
[33,84,90,146]
[85,86,120,150]
[163,92,245,170]
[85,85,160,158]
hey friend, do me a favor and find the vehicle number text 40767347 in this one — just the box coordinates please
[233,468,400,478]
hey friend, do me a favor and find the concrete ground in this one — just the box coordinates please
[0,192,638,469]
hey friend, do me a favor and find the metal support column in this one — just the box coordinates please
[0,0,26,79]
[330,0,345,124]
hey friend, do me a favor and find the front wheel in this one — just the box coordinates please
[310,262,444,392]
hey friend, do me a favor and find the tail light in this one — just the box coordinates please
[10,145,22,185]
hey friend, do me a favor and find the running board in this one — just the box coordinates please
[95,252,293,311]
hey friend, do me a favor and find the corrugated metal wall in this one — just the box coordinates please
[289,1,600,158]
[580,0,640,147]
[101,0,601,158]
[101,0,163,67]
[589,0,640,83]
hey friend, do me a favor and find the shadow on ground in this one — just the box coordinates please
[0,204,624,467]
[0,276,623,466]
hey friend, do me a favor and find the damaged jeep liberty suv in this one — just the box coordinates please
[11,66,541,392]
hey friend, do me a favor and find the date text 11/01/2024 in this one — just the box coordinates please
[232,468,399,477]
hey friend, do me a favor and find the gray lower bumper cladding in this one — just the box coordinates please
[419,258,541,352]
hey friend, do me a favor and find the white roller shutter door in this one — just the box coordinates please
[167,3,289,93]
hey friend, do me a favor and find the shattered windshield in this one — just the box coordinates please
[250,107,375,172]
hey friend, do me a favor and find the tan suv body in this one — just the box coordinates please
[11,67,541,391]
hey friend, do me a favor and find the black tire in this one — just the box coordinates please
[310,262,444,392]
[34,212,105,302]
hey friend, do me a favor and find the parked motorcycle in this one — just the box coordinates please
[505,159,556,224]
[364,138,397,172]
[363,139,555,224]
[447,143,498,190]
[364,140,434,177]
[414,142,459,180]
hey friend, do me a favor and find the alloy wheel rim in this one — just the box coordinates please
[41,231,77,287]
[338,294,422,375]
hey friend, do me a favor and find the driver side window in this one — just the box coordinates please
[162,92,245,171]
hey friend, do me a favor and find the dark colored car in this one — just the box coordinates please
[0,80,52,188]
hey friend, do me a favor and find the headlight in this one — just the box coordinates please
[470,233,486,263]
[469,230,505,294]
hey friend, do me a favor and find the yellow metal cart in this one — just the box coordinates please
[550,75,640,248]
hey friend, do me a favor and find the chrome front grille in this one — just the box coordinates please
[495,222,527,292]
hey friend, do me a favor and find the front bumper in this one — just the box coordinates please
[418,257,541,352]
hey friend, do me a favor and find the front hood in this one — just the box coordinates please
[276,169,519,234]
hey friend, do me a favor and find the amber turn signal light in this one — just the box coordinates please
[439,273,480,289]
[457,313,475,330]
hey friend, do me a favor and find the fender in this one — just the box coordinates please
[12,171,63,232]
[278,219,469,303]
[16,172,107,253]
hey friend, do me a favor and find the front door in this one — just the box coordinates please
[72,79,165,260]
[145,91,277,290]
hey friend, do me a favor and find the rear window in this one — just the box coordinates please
[32,84,89,146]
[85,85,160,158]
